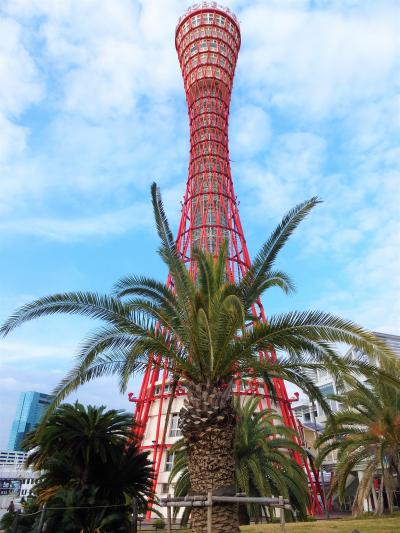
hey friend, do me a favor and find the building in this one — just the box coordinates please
[0,450,27,467]
[293,332,400,511]
[8,391,54,451]
[0,451,38,509]
[294,332,400,427]
[0,453,37,508]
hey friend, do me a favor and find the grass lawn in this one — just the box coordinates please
[241,514,400,533]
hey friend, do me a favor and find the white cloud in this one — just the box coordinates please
[0,14,43,173]
[5,0,183,119]
[238,1,400,118]
[0,16,43,115]
[231,104,272,158]
[0,340,74,363]
[0,114,28,161]
[0,201,153,241]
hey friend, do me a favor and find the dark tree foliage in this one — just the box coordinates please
[21,402,152,532]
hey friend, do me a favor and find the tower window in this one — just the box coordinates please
[169,414,182,437]
[165,452,175,472]
[191,15,201,27]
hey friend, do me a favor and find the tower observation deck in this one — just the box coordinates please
[131,2,324,518]
[174,3,247,279]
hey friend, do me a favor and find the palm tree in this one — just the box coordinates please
[316,363,400,517]
[1,184,394,532]
[235,398,309,522]
[24,403,133,472]
[169,397,309,525]
[23,403,152,530]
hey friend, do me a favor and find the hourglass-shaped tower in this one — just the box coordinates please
[131,3,324,517]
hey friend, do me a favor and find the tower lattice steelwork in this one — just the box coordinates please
[129,2,324,517]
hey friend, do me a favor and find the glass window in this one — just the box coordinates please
[191,44,197,56]
[319,383,335,397]
[165,452,175,471]
[199,40,207,51]
[204,13,214,24]
[318,383,339,413]
[169,414,181,437]
[210,40,217,51]
[304,412,311,421]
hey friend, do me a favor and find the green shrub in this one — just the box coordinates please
[0,511,16,532]
[153,517,166,530]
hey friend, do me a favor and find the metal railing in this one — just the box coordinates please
[160,493,291,533]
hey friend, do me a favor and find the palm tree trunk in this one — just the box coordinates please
[180,383,239,533]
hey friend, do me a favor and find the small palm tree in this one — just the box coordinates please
[24,403,152,530]
[1,184,394,532]
[235,398,309,522]
[169,397,308,525]
[316,363,400,516]
[24,403,133,473]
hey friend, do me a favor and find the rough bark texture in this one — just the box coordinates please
[179,382,240,533]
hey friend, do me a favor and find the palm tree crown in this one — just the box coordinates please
[23,403,152,531]
[316,363,400,516]
[0,184,392,408]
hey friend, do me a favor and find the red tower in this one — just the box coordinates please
[130,2,324,517]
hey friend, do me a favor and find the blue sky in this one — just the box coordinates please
[0,0,399,448]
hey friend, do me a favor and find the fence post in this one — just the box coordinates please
[37,502,47,533]
[131,497,138,533]
[166,494,172,533]
[279,496,285,533]
[207,491,212,533]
